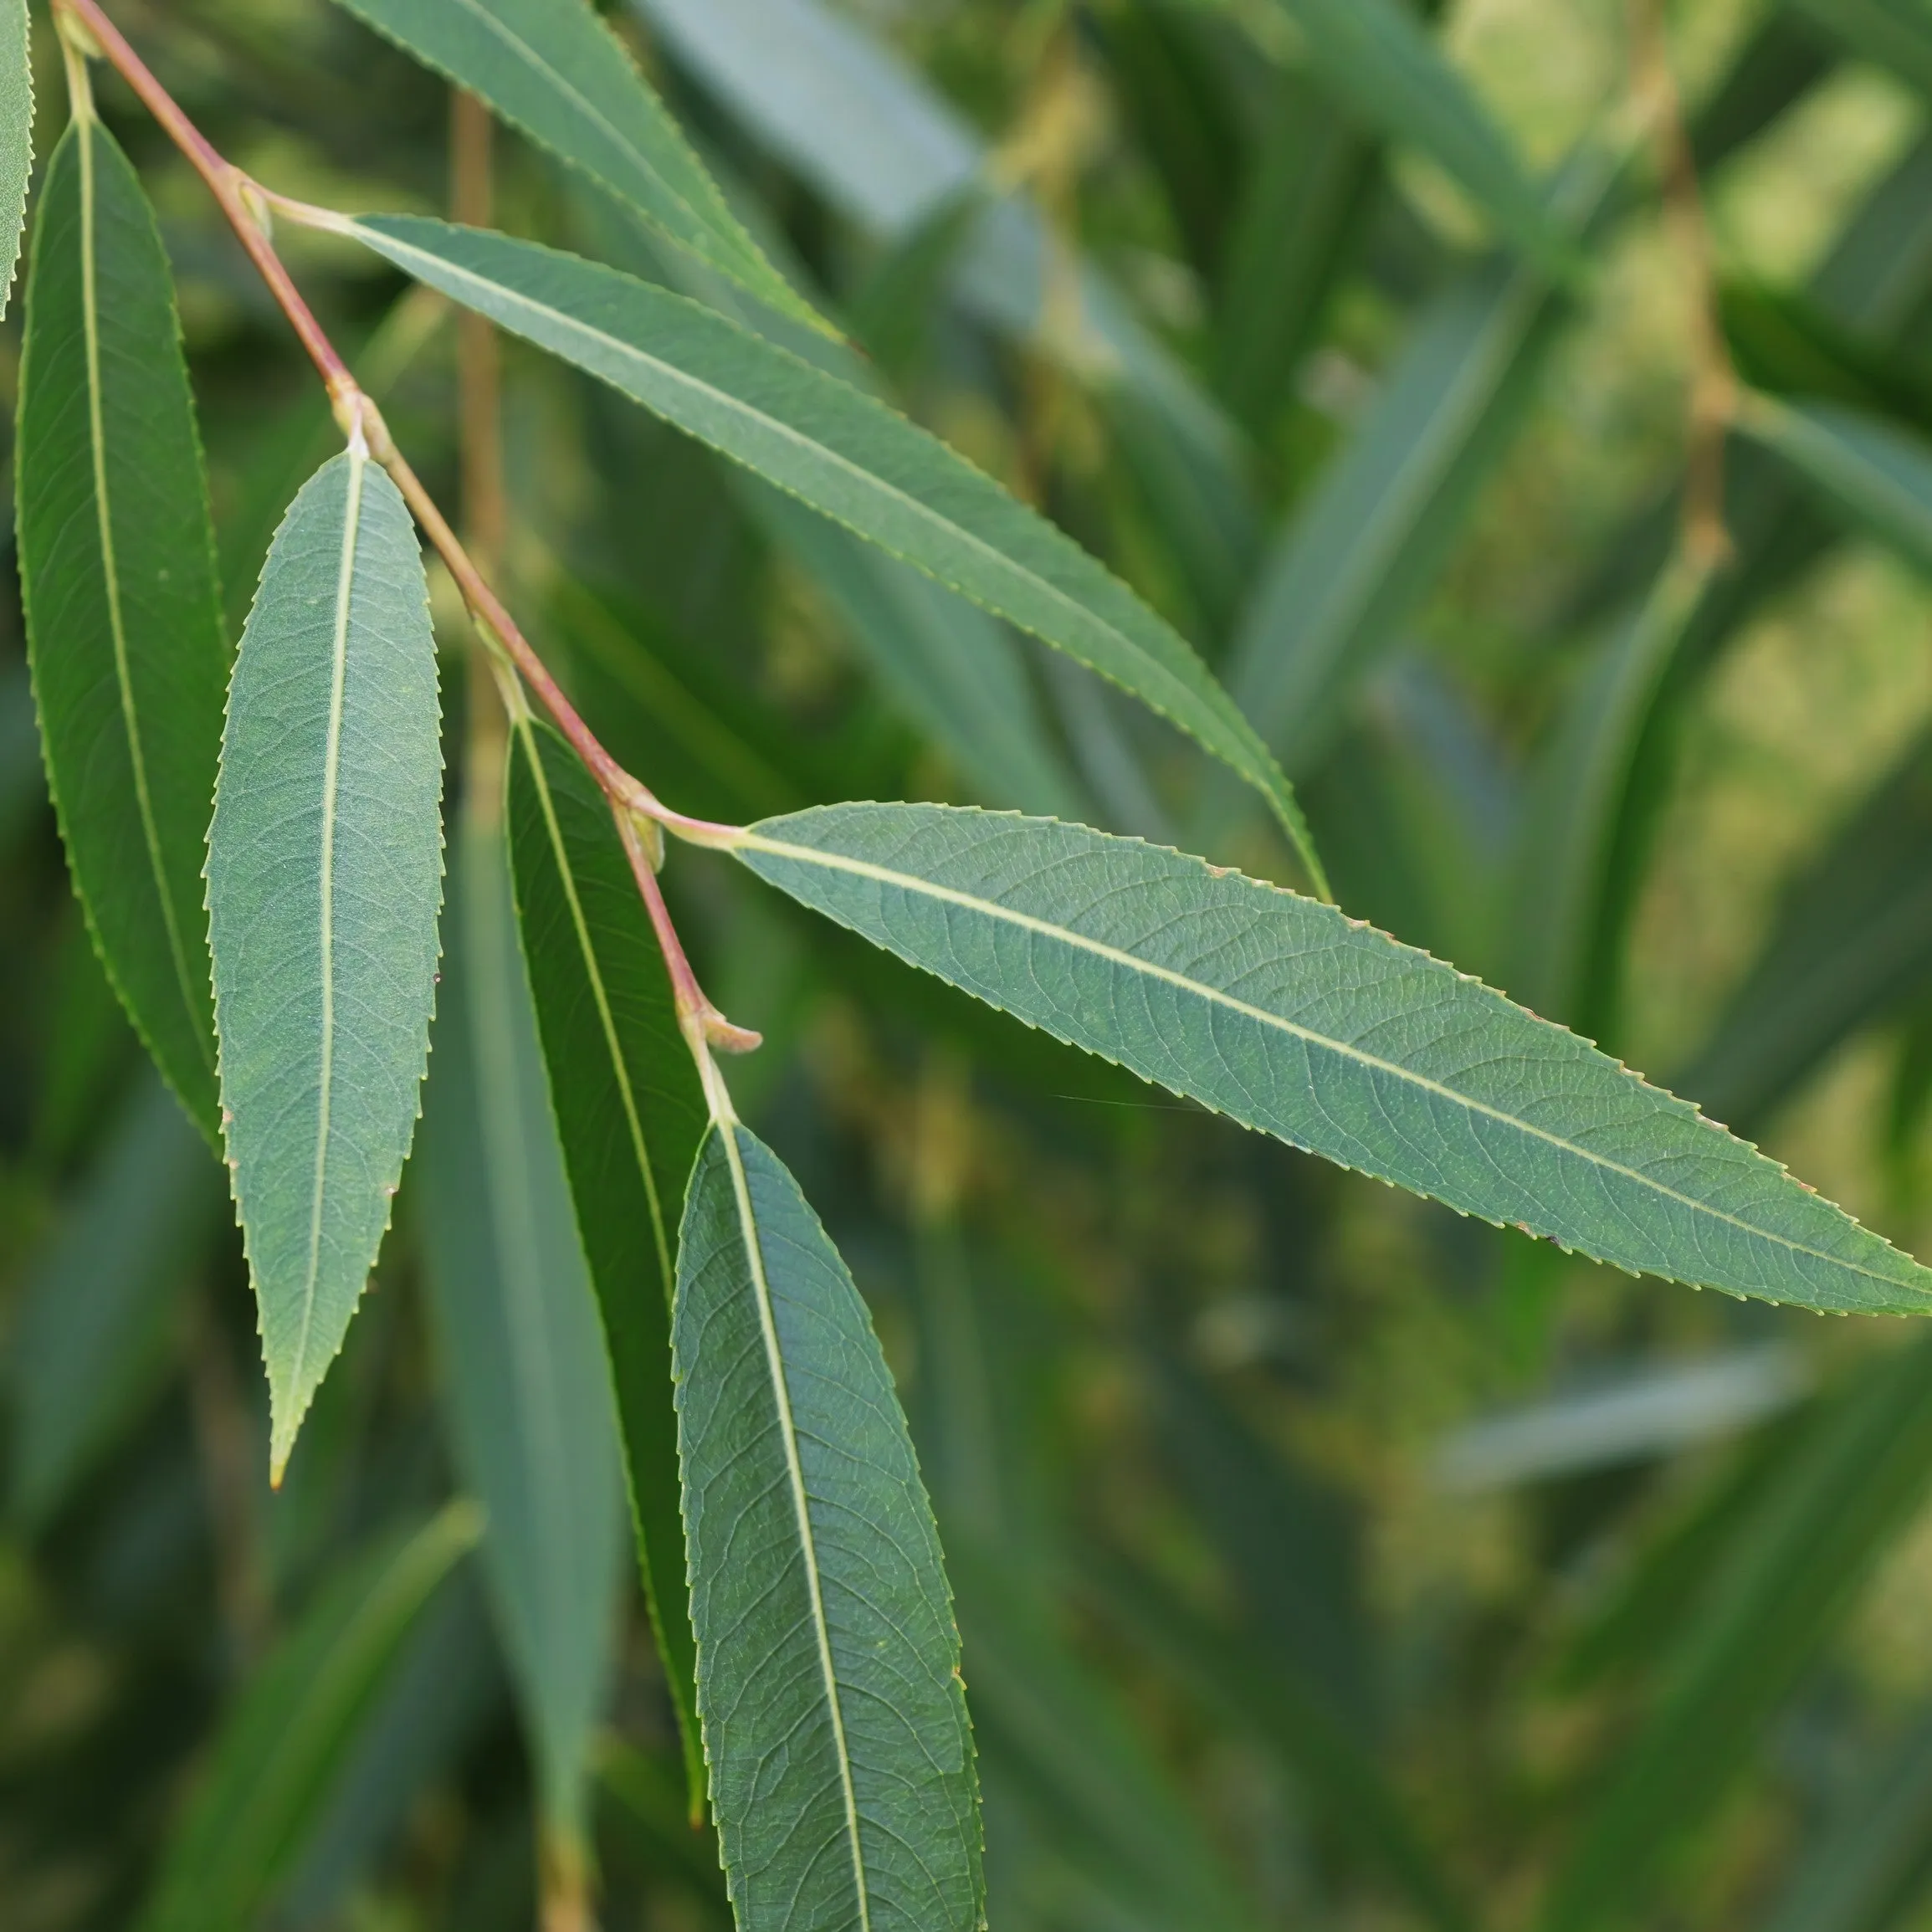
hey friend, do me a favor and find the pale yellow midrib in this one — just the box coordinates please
[78,117,210,1074]
[516,719,675,1293]
[717,1122,873,1931]
[289,446,366,1397]
[737,829,1927,1295]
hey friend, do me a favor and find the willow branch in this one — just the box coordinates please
[1629,0,1737,568]
[55,0,755,1035]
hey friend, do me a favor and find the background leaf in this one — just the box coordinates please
[205,447,441,1478]
[674,1119,982,1932]
[139,1503,481,1932]
[331,0,817,327]
[17,113,229,1135]
[419,775,628,1850]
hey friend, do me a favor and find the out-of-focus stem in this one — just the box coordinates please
[1628,0,1737,568]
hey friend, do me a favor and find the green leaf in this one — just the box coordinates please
[674,1118,983,1932]
[331,213,1325,887]
[1541,1335,1932,1932]
[726,802,1932,1312]
[1673,725,1932,1135]
[418,788,627,1845]
[330,0,817,329]
[205,446,442,1479]
[3,1069,219,1532]
[1784,0,1932,107]
[140,1502,481,1932]
[1219,140,1621,783]
[504,715,706,1815]
[1258,0,1573,273]
[0,0,28,314]
[1735,391,1932,576]
[1762,1694,1932,1932]
[17,115,229,1138]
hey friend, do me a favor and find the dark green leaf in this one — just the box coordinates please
[205,447,442,1478]
[418,788,626,1844]
[1673,726,1932,1135]
[18,114,228,1136]
[1784,0,1932,106]
[4,1069,218,1531]
[674,1117,982,1931]
[331,0,817,327]
[139,1503,481,1932]
[504,714,706,1813]
[333,214,1320,880]
[1542,1335,1932,1932]
[728,802,1932,1311]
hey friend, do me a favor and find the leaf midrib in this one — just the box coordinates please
[351,223,1244,771]
[77,112,211,1078]
[739,827,1929,1294]
[715,1121,872,1928]
[288,445,367,1411]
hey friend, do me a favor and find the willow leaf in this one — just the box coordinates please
[0,0,27,312]
[330,213,1325,889]
[724,803,1932,1313]
[206,448,443,1479]
[141,1503,481,1932]
[1262,0,1571,273]
[18,115,228,1136]
[675,1118,983,1932]
[504,715,706,1815]
[1736,391,1932,575]
[329,0,817,328]
[419,792,625,1847]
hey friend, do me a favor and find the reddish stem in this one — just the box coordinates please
[56,0,758,1042]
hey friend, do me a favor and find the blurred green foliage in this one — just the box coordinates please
[11,0,1932,1927]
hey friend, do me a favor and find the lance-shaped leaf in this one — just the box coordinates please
[206,448,443,1479]
[329,0,817,329]
[724,803,1932,1313]
[419,792,626,1848]
[18,115,229,1136]
[675,1118,983,1932]
[0,0,27,312]
[329,214,1325,889]
[1262,0,1573,274]
[1735,391,1932,576]
[141,1503,481,1932]
[504,715,706,1813]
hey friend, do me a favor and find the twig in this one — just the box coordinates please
[54,0,755,1041]
[1628,0,1737,568]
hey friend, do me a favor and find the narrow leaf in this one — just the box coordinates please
[726,802,1932,1313]
[419,788,627,1845]
[1221,140,1621,782]
[206,447,443,1479]
[3,1069,218,1532]
[504,715,706,1813]
[0,0,27,313]
[140,1503,481,1932]
[1736,391,1932,576]
[1673,726,1932,1135]
[1785,0,1932,108]
[18,115,229,1135]
[1258,0,1574,273]
[331,0,817,328]
[675,1119,983,1932]
[1542,1335,1932,1932]
[333,213,1325,886]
